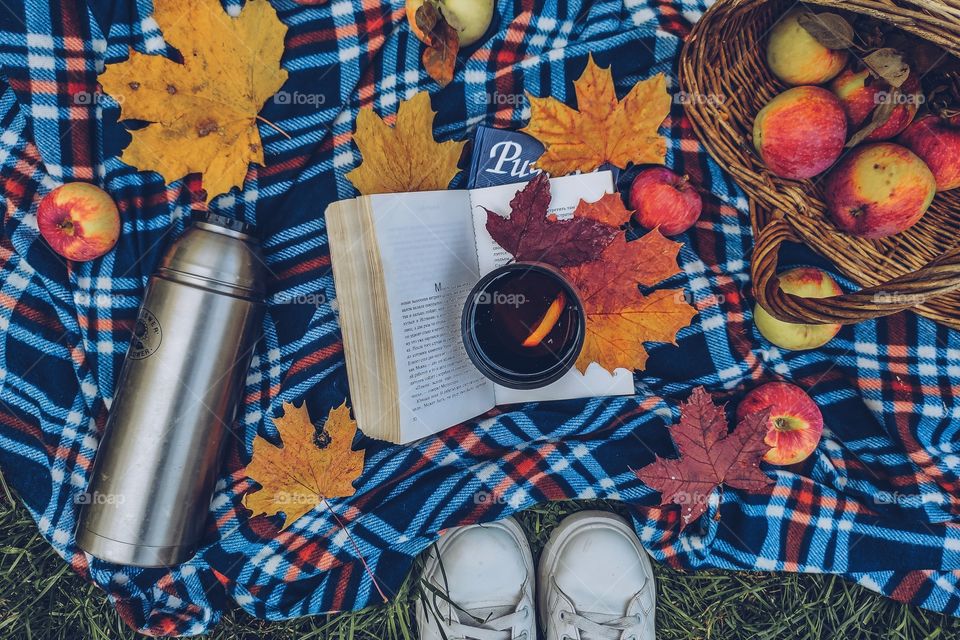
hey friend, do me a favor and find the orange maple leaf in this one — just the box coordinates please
[522,55,671,176]
[571,192,634,227]
[243,400,363,530]
[563,230,696,372]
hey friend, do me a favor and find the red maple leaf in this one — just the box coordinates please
[635,387,772,529]
[484,173,619,267]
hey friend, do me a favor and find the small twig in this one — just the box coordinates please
[321,497,389,603]
[256,115,292,140]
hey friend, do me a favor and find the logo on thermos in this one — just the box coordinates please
[129,309,162,360]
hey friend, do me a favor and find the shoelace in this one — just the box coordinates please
[559,609,644,640]
[442,606,531,640]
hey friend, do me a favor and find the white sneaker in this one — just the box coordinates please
[417,517,536,640]
[538,511,656,640]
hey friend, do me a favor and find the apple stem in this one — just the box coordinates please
[58,219,75,236]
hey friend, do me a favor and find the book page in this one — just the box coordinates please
[369,190,495,442]
[466,172,635,403]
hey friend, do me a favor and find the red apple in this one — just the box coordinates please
[37,183,120,261]
[628,167,703,236]
[830,69,922,142]
[898,114,960,192]
[736,381,824,466]
[753,86,847,180]
[824,142,936,238]
[754,267,842,351]
[766,9,848,86]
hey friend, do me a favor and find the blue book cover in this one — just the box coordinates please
[468,125,621,189]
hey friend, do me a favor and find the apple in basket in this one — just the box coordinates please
[830,68,923,142]
[753,86,847,180]
[824,142,937,239]
[754,267,842,351]
[407,0,495,46]
[765,9,848,86]
[628,167,703,236]
[898,114,960,192]
[37,183,120,261]
[737,381,824,466]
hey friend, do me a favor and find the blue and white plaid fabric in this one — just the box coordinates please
[1,0,959,635]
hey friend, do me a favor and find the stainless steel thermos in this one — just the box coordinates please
[76,213,265,566]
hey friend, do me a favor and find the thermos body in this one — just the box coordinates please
[77,215,265,567]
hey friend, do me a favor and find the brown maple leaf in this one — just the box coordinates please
[485,173,620,267]
[416,1,460,87]
[243,400,364,530]
[522,55,671,176]
[562,229,696,372]
[635,387,772,529]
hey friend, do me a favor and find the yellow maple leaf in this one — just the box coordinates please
[522,55,671,176]
[346,92,467,195]
[99,0,288,202]
[244,401,363,530]
[563,230,696,372]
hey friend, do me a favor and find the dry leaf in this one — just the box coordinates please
[797,11,854,50]
[864,48,910,88]
[417,1,460,87]
[244,401,363,530]
[562,230,696,372]
[347,92,467,195]
[846,90,898,147]
[635,387,772,529]
[484,174,620,267]
[99,0,288,203]
[522,55,671,176]
[573,192,633,227]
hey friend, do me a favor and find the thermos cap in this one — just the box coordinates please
[192,212,256,236]
[158,215,266,299]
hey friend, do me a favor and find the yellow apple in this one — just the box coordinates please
[754,267,842,351]
[407,0,495,47]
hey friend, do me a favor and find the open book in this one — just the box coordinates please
[326,172,634,444]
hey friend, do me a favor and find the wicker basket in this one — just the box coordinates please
[679,0,960,330]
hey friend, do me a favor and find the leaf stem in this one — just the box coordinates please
[257,115,292,140]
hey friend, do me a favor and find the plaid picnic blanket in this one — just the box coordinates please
[1,0,960,635]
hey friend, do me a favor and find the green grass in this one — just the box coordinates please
[2,471,960,639]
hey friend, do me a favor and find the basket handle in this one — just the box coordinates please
[752,218,960,325]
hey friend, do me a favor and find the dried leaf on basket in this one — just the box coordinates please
[98,0,288,203]
[347,91,467,195]
[797,11,854,50]
[522,55,671,175]
[864,48,910,88]
[244,401,363,530]
[635,387,772,529]
[416,1,460,87]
